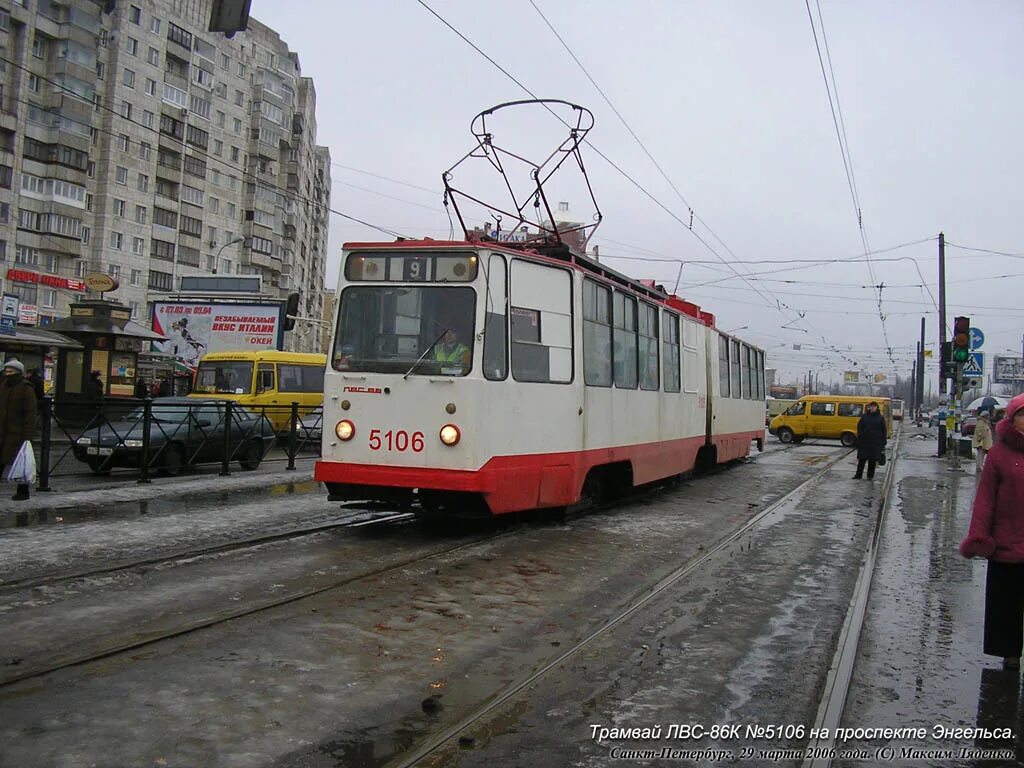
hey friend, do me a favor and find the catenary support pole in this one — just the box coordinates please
[938,233,947,456]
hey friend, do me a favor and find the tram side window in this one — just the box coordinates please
[510,260,573,383]
[662,312,680,393]
[583,278,612,386]
[483,253,508,381]
[742,344,752,399]
[683,319,699,393]
[639,302,659,391]
[613,291,637,389]
[718,336,730,397]
[757,350,765,399]
[730,339,741,398]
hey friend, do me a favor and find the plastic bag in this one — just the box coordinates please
[6,440,36,484]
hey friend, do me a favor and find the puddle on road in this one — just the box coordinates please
[0,480,320,530]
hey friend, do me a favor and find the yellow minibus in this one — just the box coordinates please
[768,395,892,446]
[190,350,326,430]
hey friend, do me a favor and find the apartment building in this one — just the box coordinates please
[0,0,331,352]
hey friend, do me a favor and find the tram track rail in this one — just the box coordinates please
[389,443,861,768]
[0,510,417,593]
[0,513,501,689]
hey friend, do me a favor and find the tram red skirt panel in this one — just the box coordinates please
[316,431,753,514]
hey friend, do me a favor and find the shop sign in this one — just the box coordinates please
[83,273,119,293]
[1,293,18,337]
[5,268,87,292]
[18,303,38,325]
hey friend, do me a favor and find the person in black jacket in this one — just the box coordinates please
[26,368,44,402]
[854,401,887,479]
[0,359,37,500]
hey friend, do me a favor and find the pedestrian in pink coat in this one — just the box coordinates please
[960,392,1024,669]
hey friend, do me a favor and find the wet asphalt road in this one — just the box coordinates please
[0,429,1008,768]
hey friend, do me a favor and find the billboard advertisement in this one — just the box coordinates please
[994,355,1024,384]
[151,302,284,368]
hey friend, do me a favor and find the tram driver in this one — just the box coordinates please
[432,328,471,373]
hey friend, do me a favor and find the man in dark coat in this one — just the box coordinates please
[26,368,44,402]
[134,377,149,400]
[854,401,887,480]
[0,359,38,500]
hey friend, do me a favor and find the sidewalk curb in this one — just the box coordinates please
[1,462,318,515]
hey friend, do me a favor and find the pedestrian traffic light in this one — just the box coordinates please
[952,316,970,363]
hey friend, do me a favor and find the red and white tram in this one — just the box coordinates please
[314,239,766,515]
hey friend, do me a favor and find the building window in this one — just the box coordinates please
[129,5,141,24]
[139,142,151,161]
[82,227,90,244]
[150,16,161,34]
[167,22,192,50]
[130,269,142,286]
[234,90,244,107]
[76,260,88,278]
[129,301,139,319]
[42,288,56,309]
[120,101,132,119]
[209,197,219,214]
[213,139,223,156]
[147,47,159,66]
[32,35,46,59]
[125,36,138,56]
[114,199,125,217]
[137,174,149,192]
[135,205,147,224]
[230,146,240,162]
[115,166,128,185]
[142,110,154,129]
[232,118,242,134]
[153,207,178,229]
[96,62,105,80]
[148,270,173,291]
[108,264,121,280]
[123,69,135,88]
[250,236,273,254]
[110,232,123,250]
[179,214,202,237]
[132,237,145,255]
[118,134,130,152]
[145,78,157,96]
[151,239,175,261]
[220,53,230,70]
[27,74,40,93]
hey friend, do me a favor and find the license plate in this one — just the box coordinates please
[86,447,113,456]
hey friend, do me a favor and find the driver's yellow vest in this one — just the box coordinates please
[434,343,468,364]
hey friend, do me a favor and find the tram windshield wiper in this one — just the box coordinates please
[403,327,450,380]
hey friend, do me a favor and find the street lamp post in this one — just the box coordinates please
[213,236,245,275]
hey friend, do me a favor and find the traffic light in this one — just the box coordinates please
[952,316,971,363]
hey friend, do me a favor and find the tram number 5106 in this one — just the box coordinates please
[369,429,425,452]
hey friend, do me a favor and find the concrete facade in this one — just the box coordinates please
[0,0,330,352]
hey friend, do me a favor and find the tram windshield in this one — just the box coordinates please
[333,286,476,376]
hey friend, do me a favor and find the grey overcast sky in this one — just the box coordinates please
[252,1,1023,387]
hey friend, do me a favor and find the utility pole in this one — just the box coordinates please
[917,317,926,422]
[937,233,947,456]
[913,356,921,421]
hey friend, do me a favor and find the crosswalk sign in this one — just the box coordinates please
[964,351,984,378]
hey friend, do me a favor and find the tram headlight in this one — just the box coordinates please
[335,419,355,441]
[439,424,461,446]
